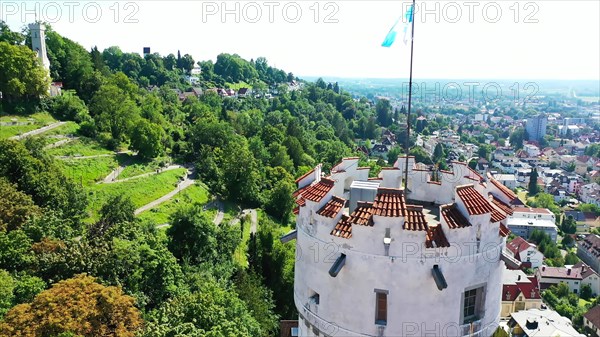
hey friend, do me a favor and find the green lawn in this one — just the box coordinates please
[47,137,113,157]
[136,183,210,224]
[118,156,171,179]
[226,81,253,90]
[43,121,80,136]
[85,168,187,222]
[0,112,57,139]
[58,156,119,186]
[579,298,591,307]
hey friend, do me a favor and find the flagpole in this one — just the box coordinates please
[404,0,416,191]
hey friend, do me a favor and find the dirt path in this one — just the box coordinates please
[102,166,125,183]
[134,170,195,215]
[242,209,258,234]
[9,122,66,140]
[213,201,225,225]
[45,137,77,149]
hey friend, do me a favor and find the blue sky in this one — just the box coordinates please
[2,0,599,80]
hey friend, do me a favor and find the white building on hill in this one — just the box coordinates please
[287,157,521,337]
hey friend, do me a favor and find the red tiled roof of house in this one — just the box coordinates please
[295,167,315,183]
[468,167,484,180]
[491,208,507,223]
[295,197,306,207]
[538,265,583,280]
[507,236,534,255]
[372,188,406,217]
[317,196,346,218]
[490,178,518,200]
[499,223,511,237]
[330,215,352,239]
[349,202,375,226]
[456,185,495,215]
[292,185,309,198]
[573,262,599,279]
[293,206,299,215]
[502,284,521,302]
[404,205,428,231]
[491,195,513,215]
[583,305,600,329]
[301,177,335,202]
[425,224,450,248]
[441,204,472,229]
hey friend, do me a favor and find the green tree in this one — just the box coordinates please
[564,252,579,265]
[0,178,41,232]
[234,270,279,336]
[0,22,24,45]
[529,168,539,196]
[376,99,393,127]
[0,270,15,318]
[130,119,165,159]
[47,90,90,123]
[580,283,592,300]
[0,42,49,102]
[433,143,444,162]
[265,179,295,221]
[167,205,218,265]
[89,84,140,143]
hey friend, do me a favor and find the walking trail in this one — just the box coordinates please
[134,170,195,215]
[101,164,184,184]
[9,121,66,140]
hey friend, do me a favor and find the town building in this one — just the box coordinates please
[573,262,600,296]
[583,305,600,337]
[526,114,548,142]
[289,157,516,337]
[535,265,582,293]
[501,267,542,318]
[507,207,558,242]
[577,234,600,273]
[29,22,50,72]
[508,308,585,337]
[506,236,544,269]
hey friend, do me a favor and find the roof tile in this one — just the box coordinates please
[456,185,495,215]
[425,224,450,248]
[317,196,346,218]
[330,215,352,239]
[441,204,472,229]
[491,195,513,215]
[404,205,428,231]
[300,177,335,202]
[372,188,406,217]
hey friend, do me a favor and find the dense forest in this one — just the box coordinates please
[0,21,410,336]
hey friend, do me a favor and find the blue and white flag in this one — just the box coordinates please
[381,4,414,47]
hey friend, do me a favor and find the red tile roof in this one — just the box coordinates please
[507,236,534,255]
[301,177,335,202]
[499,223,511,237]
[295,167,315,183]
[441,204,472,229]
[468,167,484,181]
[317,196,346,218]
[292,185,309,198]
[490,178,518,200]
[491,195,513,215]
[372,188,407,217]
[295,197,306,207]
[538,266,583,280]
[456,185,495,215]
[293,206,299,215]
[573,262,599,279]
[404,205,428,231]
[503,281,541,302]
[330,215,352,239]
[491,208,507,223]
[425,224,450,248]
[349,202,374,226]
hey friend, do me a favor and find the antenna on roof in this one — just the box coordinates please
[404,0,416,192]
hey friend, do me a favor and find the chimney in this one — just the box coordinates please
[542,266,545,271]
[567,268,571,275]
[518,275,521,281]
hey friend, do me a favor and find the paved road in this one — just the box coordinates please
[9,121,66,140]
[243,209,258,234]
[134,171,195,215]
[103,166,125,183]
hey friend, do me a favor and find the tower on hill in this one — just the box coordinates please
[28,22,50,72]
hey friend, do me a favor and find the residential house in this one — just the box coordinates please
[501,267,543,317]
[577,234,600,273]
[573,261,600,296]
[495,173,518,190]
[508,308,585,337]
[565,211,600,233]
[535,265,582,293]
[506,236,544,269]
[237,87,251,98]
[583,305,600,337]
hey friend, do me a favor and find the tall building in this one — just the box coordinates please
[526,114,547,142]
[288,157,520,337]
[28,22,50,71]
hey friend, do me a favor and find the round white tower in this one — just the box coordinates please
[291,157,514,337]
[28,22,50,71]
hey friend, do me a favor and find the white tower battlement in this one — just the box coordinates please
[290,158,519,337]
[28,22,50,71]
